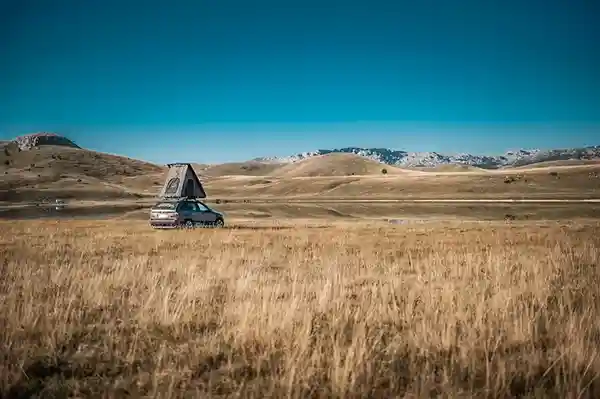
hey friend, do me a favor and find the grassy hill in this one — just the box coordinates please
[508,159,600,170]
[202,166,600,200]
[271,153,408,177]
[413,164,488,173]
[0,145,165,201]
[2,144,600,203]
[201,161,285,177]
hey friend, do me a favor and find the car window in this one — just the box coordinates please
[164,177,180,195]
[180,202,199,212]
[154,202,176,210]
[177,202,193,212]
[196,202,210,212]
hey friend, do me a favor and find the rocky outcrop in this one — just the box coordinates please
[13,133,80,151]
[2,141,20,156]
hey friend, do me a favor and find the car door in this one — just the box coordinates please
[196,201,217,223]
[184,202,203,224]
[178,201,195,221]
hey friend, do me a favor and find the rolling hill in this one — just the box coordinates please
[2,133,600,203]
[412,164,488,173]
[271,153,409,177]
[0,143,165,202]
[201,161,284,177]
[509,159,600,169]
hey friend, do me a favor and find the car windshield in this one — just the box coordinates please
[153,202,176,210]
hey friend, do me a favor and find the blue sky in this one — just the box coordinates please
[1,0,598,163]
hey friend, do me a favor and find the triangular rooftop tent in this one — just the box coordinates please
[159,163,206,199]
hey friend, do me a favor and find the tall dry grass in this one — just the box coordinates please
[1,220,599,398]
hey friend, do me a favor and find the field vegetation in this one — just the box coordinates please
[1,220,600,397]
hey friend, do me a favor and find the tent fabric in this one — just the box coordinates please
[159,163,206,199]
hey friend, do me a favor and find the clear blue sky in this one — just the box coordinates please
[1,0,598,163]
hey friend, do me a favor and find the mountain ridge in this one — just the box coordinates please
[4,132,599,169]
[255,145,600,168]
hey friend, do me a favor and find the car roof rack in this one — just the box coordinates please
[158,196,199,202]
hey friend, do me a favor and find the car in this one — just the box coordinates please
[149,198,225,229]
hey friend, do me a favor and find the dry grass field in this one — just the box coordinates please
[203,170,600,200]
[2,219,600,397]
[2,200,599,222]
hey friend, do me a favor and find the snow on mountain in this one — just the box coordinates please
[254,145,600,168]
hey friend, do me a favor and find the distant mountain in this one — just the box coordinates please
[0,132,80,151]
[255,145,600,168]
[5,132,598,169]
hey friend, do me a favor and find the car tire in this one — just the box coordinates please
[184,220,194,229]
[214,218,224,228]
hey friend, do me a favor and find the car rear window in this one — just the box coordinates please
[153,202,176,210]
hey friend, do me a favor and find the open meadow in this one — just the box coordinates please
[1,219,600,397]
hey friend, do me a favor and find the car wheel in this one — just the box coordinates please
[214,218,224,228]
[184,220,194,229]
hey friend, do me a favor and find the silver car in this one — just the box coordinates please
[149,199,225,229]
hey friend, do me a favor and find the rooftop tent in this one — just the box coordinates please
[159,163,206,199]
